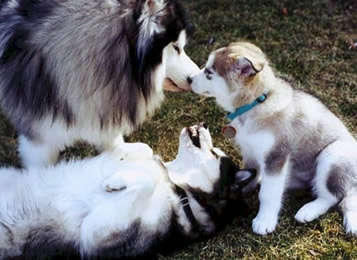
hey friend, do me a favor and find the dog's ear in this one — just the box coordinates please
[231,169,257,192]
[233,57,264,78]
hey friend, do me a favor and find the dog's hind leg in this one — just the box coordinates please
[295,141,356,227]
[341,190,357,235]
[18,135,61,168]
[295,197,338,223]
[295,152,339,223]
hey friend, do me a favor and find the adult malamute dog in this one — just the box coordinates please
[0,0,199,167]
[189,42,357,236]
[0,124,255,258]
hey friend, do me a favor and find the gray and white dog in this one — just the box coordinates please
[189,42,357,236]
[0,124,255,258]
[0,0,199,167]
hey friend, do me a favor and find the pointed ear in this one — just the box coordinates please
[233,57,264,78]
[231,169,257,191]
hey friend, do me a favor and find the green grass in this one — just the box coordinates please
[0,0,356,258]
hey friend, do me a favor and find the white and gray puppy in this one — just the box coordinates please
[189,42,357,236]
[0,0,199,168]
[0,124,255,258]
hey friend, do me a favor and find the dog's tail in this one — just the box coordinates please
[340,188,357,236]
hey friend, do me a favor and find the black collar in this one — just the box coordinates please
[152,156,201,233]
[174,185,200,233]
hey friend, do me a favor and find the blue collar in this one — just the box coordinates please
[227,94,267,121]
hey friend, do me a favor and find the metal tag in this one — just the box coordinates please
[222,126,237,139]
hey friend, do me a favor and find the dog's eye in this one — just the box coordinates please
[204,68,213,75]
[173,45,181,54]
[204,68,213,80]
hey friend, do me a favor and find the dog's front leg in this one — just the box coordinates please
[102,135,153,161]
[18,135,61,168]
[113,142,153,161]
[252,160,290,235]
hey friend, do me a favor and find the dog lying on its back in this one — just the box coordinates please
[0,124,255,258]
[189,42,357,236]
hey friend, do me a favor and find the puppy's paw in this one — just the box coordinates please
[344,211,357,236]
[198,126,213,151]
[102,176,126,193]
[295,200,331,223]
[295,207,318,223]
[252,214,278,235]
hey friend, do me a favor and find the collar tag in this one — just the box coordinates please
[222,126,237,139]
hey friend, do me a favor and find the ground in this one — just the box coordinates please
[0,0,356,259]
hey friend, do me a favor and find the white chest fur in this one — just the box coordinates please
[230,118,275,162]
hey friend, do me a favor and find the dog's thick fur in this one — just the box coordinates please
[0,0,199,168]
[189,42,357,236]
[0,125,255,258]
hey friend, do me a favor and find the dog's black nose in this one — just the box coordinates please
[187,76,192,84]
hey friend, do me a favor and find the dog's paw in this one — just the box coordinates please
[344,211,357,236]
[102,176,126,193]
[252,214,278,235]
[198,126,212,150]
[295,199,333,223]
[295,207,318,223]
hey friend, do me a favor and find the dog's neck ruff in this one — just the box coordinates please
[174,185,201,233]
[227,94,267,121]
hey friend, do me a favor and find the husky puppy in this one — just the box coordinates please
[188,42,357,236]
[0,0,199,168]
[0,124,255,258]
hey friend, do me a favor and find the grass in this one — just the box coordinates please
[0,0,356,259]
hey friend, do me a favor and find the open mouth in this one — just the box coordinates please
[186,123,208,148]
[163,78,191,92]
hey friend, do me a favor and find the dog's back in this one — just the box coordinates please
[255,79,355,177]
